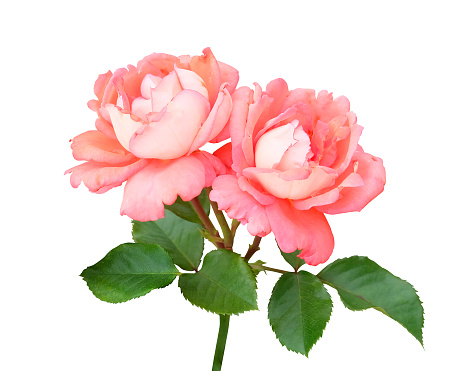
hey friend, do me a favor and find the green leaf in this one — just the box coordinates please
[279,245,306,271]
[165,188,210,226]
[179,249,258,315]
[132,210,204,271]
[318,256,424,346]
[80,243,179,303]
[268,271,332,356]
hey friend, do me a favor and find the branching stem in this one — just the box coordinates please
[210,200,233,250]
[244,236,262,262]
[191,197,224,249]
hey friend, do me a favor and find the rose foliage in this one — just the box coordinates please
[68,48,423,367]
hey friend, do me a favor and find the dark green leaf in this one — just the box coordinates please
[318,256,424,346]
[279,245,306,271]
[179,249,258,315]
[268,271,332,355]
[81,243,179,303]
[165,188,210,226]
[132,210,204,271]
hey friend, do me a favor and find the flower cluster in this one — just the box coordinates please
[66,48,385,265]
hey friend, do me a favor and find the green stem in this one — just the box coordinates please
[249,264,290,275]
[191,197,224,249]
[210,200,233,250]
[212,315,230,371]
[244,236,262,262]
[231,219,241,239]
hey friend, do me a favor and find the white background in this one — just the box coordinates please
[1,0,465,370]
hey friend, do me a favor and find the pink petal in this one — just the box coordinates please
[87,71,113,112]
[293,163,364,210]
[331,122,363,174]
[187,84,232,154]
[65,158,149,194]
[191,151,226,186]
[69,130,134,164]
[238,175,276,205]
[150,70,183,112]
[120,156,207,221]
[106,105,144,152]
[293,188,341,210]
[189,48,221,107]
[218,61,239,94]
[254,122,296,169]
[260,78,290,122]
[210,175,271,237]
[95,118,117,140]
[242,94,272,167]
[129,89,210,159]
[137,53,179,76]
[213,142,233,169]
[229,86,254,173]
[266,200,334,265]
[316,148,386,214]
[319,95,351,123]
[276,123,311,171]
[140,74,163,99]
[243,166,338,200]
[174,66,209,99]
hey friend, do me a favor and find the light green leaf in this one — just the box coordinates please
[179,249,258,315]
[268,271,332,355]
[80,243,179,303]
[165,188,210,226]
[132,210,204,271]
[318,256,424,346]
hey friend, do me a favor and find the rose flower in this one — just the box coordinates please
[210,79,386,265]
[66,48,238,221]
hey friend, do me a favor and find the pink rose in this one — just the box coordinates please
[210,79,386,265]
[66,48,238,221]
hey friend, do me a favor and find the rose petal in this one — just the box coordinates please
[242,94,272,167]
[69,130,134,164]
[331,122,363,174]
[174,65,209,100]
[276,123,311,171]
[210,175,271,237]
[189,47,221,107]
[105,105,144,152]
[65,158,149,194]
[238,175,276,205]
[140,74,162,99]
[137,53,179,77]
[129,89,210,159]
[95,118,117,140]
[150,70,183,112]
[187,84,232,154]
[229,86,254,173]
[316,148,386,214]
[218,61,239,94]
[120,156,207,221]
[266,200,334,265]
[293,188,341,210]
[213,142,233,169]
[191,151,226,186]
[243,166,338,200]
[255,121,297,169]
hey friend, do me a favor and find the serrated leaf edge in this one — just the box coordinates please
[268,272,333,356]
[318,257,425,346]
[178,251,258,315]
[132,215,203,271]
